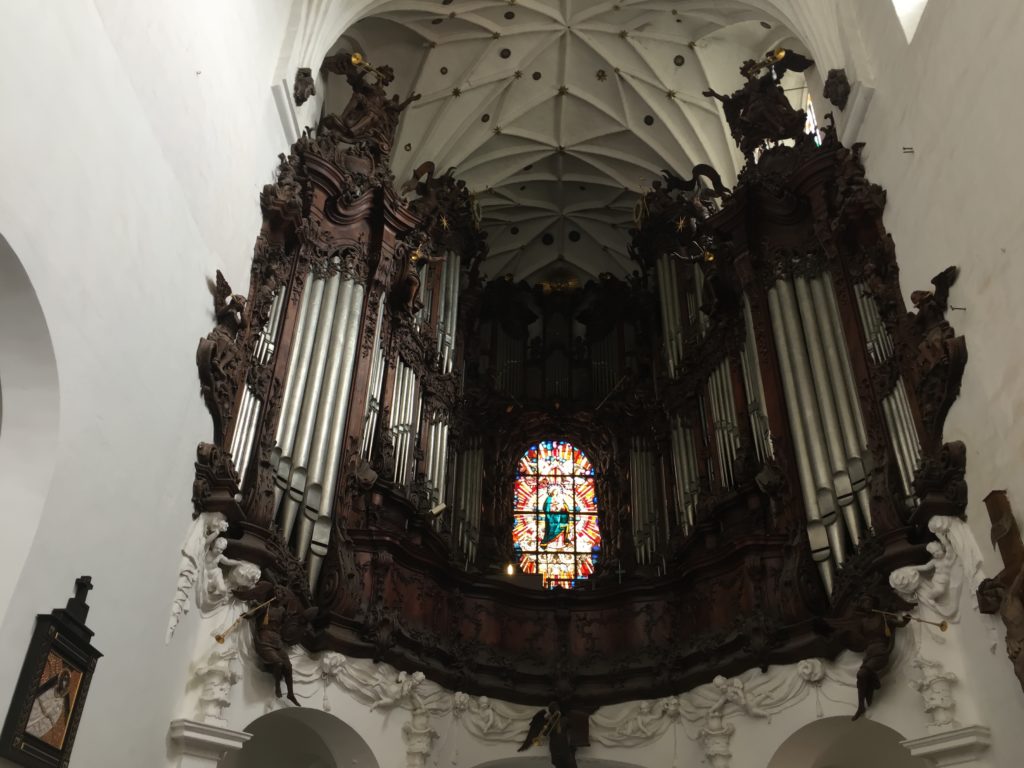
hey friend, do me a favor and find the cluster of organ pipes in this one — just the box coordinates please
[360,301,387,461]
[768,272,873,594]
[854,283,922,502]
[655,253,686,378]
[669,416,699,534]
[707,358,742,489]
[452,440,484,564]
[422,254,461,506]
[629,437,661,566]
[388,360,421,487]
[435,252,461,375]
[268,264,366,589]
[494,326,525,396]
[230,290,285,481]
[740,297,774,463]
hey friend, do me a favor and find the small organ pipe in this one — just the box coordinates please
[882,396,914,496]
[895,379,921,467]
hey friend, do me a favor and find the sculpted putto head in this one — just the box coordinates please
[227,562,262,590]
[890,567,922,601]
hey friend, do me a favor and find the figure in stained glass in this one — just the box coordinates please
[512,440,601,589]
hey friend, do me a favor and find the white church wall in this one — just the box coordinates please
[0,3,295,766]
[846,0,1024,564]
[0,234,60,624]
[837,3,1024,760]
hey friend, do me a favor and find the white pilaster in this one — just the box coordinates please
[168,718,252,768]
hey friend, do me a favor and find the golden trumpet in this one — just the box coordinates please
[214,597,276,644]
[872,608,948,632]
[349,52,389,80]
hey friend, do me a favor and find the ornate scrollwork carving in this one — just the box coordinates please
[196,270,247,445]
[192,442,241,521]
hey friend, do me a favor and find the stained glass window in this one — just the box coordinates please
[512,440,601,589]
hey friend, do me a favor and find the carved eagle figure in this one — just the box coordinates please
[517,702,577,768]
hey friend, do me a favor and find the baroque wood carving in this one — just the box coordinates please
[185,52,968,713]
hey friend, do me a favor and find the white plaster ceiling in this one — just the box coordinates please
[327,1,807,283]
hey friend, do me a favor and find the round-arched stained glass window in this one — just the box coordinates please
[512,440,600,589]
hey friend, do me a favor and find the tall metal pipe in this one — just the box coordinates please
[278,272,340,539]
[296,281,364,560]
[769,286,835,592]
[272,274,321,514]
[655,256,675,377]
[777,279,847,565]
[824,275,870,449]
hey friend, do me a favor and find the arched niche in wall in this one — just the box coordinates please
[220,709,381,768]
[471,759,645,768]
[767,716,928,768]
[0,231,59,615]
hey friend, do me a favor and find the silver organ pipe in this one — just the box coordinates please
[443,253,461,373]
[229,290,286,480]
[740,297,773,462]
[810,276,872,533]
[693,263,709,336]
[272,274,322,517]
[656,255,678,378]
[277,268,343,542]
[361,301,387,458]
[683,424,698,529]
[667,259,685,365]
[708,359,740,488]
[792,276,862,546]
[854,282,920,504]
[630,439,659,564]
[303,281,365,569]
[768,285,836,594]
[293,277,355,560]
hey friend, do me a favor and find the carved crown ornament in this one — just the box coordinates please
[181,53,968,715]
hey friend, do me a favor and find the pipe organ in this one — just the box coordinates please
[191,54,968,709]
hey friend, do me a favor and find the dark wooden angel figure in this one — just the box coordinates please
[815,594,910,720]
[197,270,248,445]
[766,48,814,79]
[233,570,318,705]
[518,702,577,768]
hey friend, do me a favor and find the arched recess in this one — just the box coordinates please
[0,231,60,618]
[471,759,645,768]
[767,716,929,768]
[220,709,381,768]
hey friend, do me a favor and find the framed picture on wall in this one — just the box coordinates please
[0,577,102,768]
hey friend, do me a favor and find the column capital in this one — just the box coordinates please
[168,718,252,766]
[901,724,992,767]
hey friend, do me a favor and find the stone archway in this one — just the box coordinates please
[767,716,929,768]
[220,709,381,768]
[0,231,60,617]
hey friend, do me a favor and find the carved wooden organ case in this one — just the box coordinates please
[193,81,968,711]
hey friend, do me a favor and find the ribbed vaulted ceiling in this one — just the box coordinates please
[326,1,809,283]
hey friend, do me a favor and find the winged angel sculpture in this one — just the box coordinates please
[518,702,577,768]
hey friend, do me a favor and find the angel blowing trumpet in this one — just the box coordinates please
[518,702,578,768]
